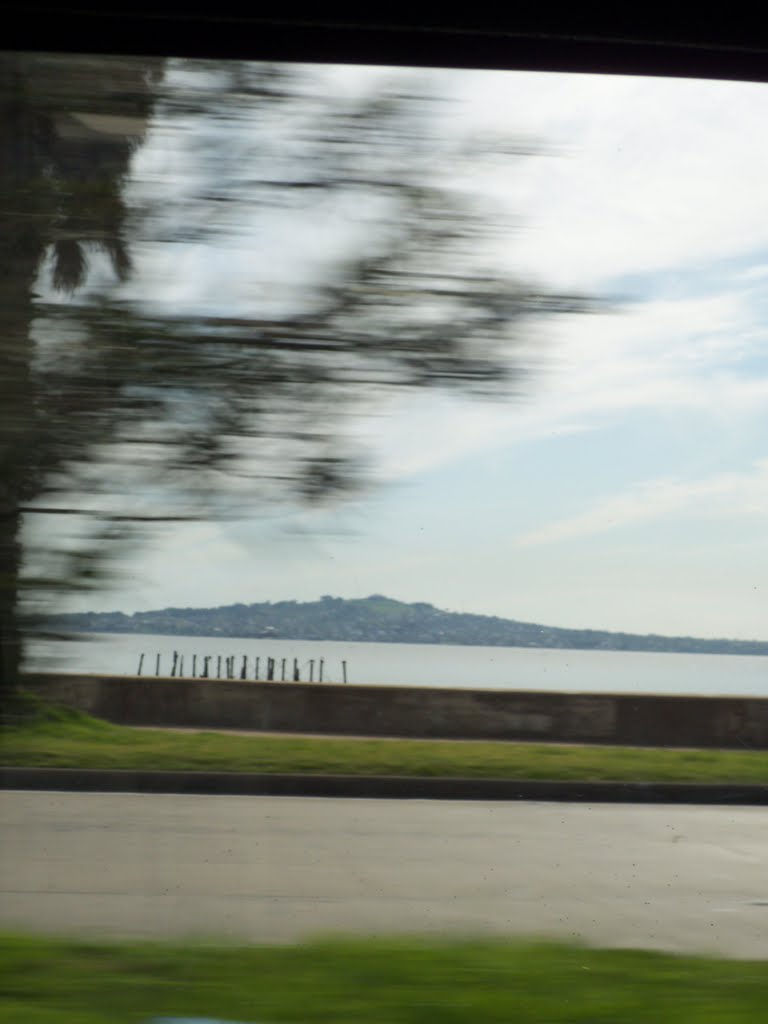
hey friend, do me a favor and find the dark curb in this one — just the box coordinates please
[2,767,767,804]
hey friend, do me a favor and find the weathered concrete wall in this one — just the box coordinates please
[22,673,768,749]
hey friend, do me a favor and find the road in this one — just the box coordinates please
[1,791,767,957]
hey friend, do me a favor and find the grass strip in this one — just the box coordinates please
[2,697,767,782]
[1,932,767,1023]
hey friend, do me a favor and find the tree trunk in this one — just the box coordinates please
[0,510,23,714]
[0,289,35,714]
[0,307,37,711]
[0,55,50,710]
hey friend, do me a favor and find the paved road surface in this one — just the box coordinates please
[1,792,766,957]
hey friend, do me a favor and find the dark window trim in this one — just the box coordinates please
[5,12,768,84]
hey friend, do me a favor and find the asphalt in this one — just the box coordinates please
[3,791,767,955]
[2,766,766,804]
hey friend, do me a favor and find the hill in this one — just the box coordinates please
[46,594,768,656]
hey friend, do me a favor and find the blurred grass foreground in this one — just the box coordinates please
[2,933,768,1022]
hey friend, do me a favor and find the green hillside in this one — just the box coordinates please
[46,594,768,656]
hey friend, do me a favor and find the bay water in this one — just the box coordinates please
[25,632,768,697]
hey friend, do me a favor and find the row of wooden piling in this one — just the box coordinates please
[136,652,348,684]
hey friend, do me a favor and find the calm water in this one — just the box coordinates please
[25,632,768,697]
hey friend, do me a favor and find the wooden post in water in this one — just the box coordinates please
[281,658,286,682]
[293,658,300,682]
[216,655,222,678]
[319,659,324,682]
[171,651,178,677]
[155,653,161,676]
[202,656,210,679]
[192,655,197,678]
[137,654,144,676]
[267,657,274,681]
[254,657,260,680]
[309,659,314,682]
[179,655,184,677]
[241,655,247,680]
[342,660,347,684]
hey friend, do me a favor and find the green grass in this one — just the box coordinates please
[2,696,767,782]
[1,932,767,1022]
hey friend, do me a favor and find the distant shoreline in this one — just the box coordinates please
[44,594,768,658]
[44,624,768,659]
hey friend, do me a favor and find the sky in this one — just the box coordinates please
[33,62,768,640]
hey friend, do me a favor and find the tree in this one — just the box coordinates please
[0,52,163,707]
[1,55,590,708]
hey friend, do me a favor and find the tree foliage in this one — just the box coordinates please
[1,54,591,698]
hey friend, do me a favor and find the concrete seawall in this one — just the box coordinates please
[22,673,768,749]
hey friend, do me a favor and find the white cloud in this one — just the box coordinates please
[51,65,768,484]
[464,73,768,289]
[350,282,768,483]
[517,459,768,546]
[739,264,768,282]
[68,67,768,313]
